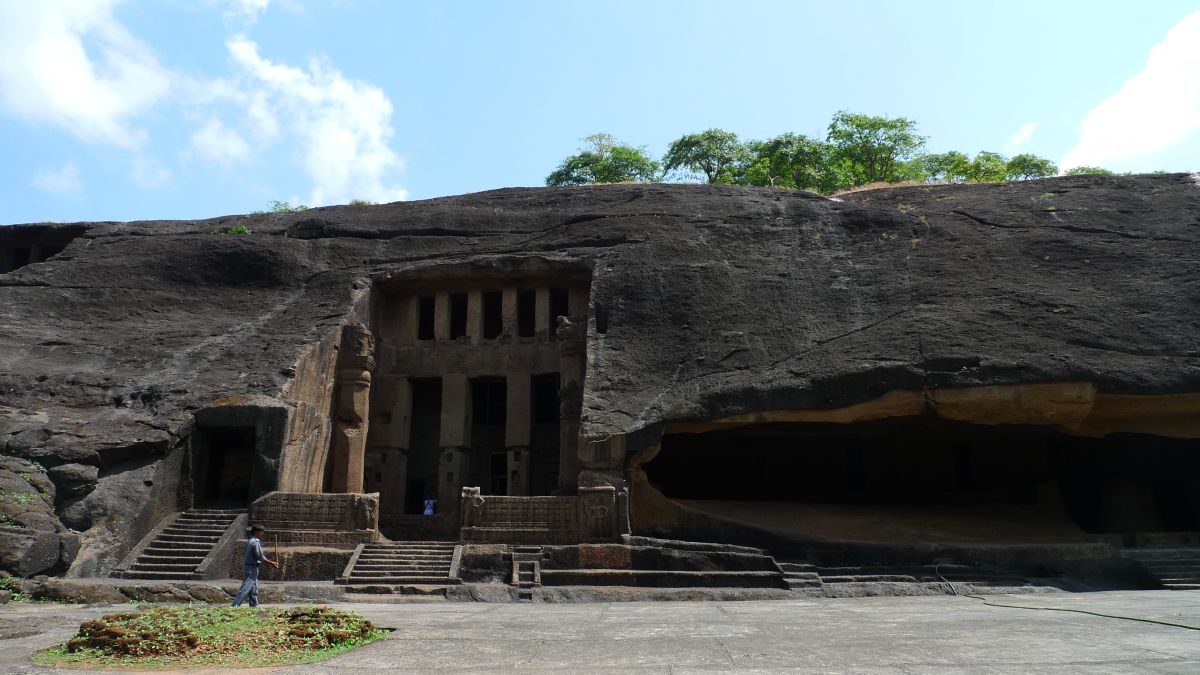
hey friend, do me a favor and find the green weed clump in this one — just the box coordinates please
[37,605,385,669]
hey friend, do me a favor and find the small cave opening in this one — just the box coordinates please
[193,427,257,506]
[645,417,1200,535]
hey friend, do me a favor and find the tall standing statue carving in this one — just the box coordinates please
[331,323,375,493]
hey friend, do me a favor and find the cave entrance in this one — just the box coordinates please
[194,427,257,506]
[646,417,1200,541]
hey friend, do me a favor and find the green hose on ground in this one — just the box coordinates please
[933,563,1200,632]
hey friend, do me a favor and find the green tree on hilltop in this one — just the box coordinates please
[546,134,661,186]
[920,151,970,183]
[741,133,847,193]
[663,128,746,184]
[826,111,927,184]
[1005,153,1058,180]
[966,151,1009,183]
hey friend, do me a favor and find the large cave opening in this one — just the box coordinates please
[646,417,1200,537]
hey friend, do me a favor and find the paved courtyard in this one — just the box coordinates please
[1,590,1198,673]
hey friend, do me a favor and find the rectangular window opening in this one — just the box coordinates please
[532,373,561,424]
[548,288,569,334]
[449,292,468,338]
[482,291,503,339]
[471,377,507,426]
[517,289,536,338]
[417,295,435,341]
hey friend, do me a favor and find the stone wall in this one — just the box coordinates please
[249,491,380,544]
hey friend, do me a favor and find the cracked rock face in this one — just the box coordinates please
[2,175,1199,575]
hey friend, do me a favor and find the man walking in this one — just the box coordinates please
[231,524,279,607]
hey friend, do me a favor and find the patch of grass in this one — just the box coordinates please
[34,605,386,670]
[0,574,25,601]
[223,225,252,235]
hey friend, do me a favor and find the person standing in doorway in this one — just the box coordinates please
[423,497,437,515]
[231,524,279,607]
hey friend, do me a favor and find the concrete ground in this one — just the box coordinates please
[1,590,1198,673]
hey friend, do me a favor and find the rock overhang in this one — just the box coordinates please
[2,174,1199,465]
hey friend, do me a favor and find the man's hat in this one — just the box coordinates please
[248,524,265,534]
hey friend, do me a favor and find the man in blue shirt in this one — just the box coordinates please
[231,524,279,607]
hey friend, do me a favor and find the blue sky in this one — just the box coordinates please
[1,0,1198,224]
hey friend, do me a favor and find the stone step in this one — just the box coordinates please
[131,562,199,572]
[342,575,461,585]
[136,554,207,564]
[353,569,452,577]
[353,562,451,569]
[785,578,823,589]
[1164,582,1200,590]
[363,548,455,555]
[163,526,228,536]
[1145,566,1200,576]
[355,554,453,559]
[157,533,222,544]
[1120,548,1200,561]
[119,570,195,580]
[145,546,211,557]
[538,569,785,589]
[821,574,920,584]
[341,584,452,596]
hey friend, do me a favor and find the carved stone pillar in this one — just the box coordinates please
[506,372,531,496]
[438,374,471,513]
[331,324,375,493]
[556,314,586,491]
[382,376,413,517]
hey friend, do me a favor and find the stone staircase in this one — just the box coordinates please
[510,546,544,601]
[818,563,1031,586]
[775,559,1034,591]
[778,562,823,591]
[337,541,460,595]
[116,508,243,580]
[1120,548,1200,590]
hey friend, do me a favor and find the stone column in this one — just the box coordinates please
[557,315,586,491]
[502,287,518,338]
[505,372,532,496]
[330,324,375,493]
[399,295,419,345]
[467,291,483,343]
[438,374,472,513]
[434,291,450,340]
[534,288,550,340]
[382,377,413,517]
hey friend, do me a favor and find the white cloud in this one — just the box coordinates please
[224,0,271,24]
[1008,122,1036,147]
[1061,12,1200,171]
[31,161,83,195]
[0,0,172,149]
[190,117,251,166]
[224,35,408,205]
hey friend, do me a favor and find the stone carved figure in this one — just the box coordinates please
[331,324,375,493]
[556,314,586,340]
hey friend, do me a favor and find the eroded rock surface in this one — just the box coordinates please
[1,175,1198,575]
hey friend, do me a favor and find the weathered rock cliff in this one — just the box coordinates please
[1,174,1198,575]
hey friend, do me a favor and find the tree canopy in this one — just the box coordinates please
[547,113,1130,194]
[662,129,745,184]
[545,134,661,186]
[826,111,927,185]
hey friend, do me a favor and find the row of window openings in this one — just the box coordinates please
[416,288,570,341]
[376,375,560,428]
[473,374,561,426]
